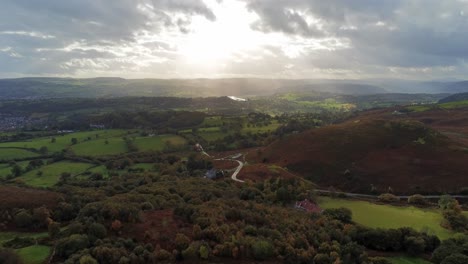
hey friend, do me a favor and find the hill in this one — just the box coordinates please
[0,78,390,99]
[438,92,468,103]
[258,119,468,194]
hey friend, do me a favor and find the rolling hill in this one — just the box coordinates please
[257,118,468,194]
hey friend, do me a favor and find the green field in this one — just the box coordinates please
[319,197,457,239]
[130,163,155,171]
[0,129,130,153]
[387,256,431,264]
[0,161,31,179]
[0,148,39,160]
[242,121,280,134]
[440,100,468,109]
[133,135,186,152]
[18,161,93,187]
[16,245,51,264]
[0,231,48,244]
[71,137,128,156]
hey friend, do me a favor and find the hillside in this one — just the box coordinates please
[258,119,468,194]
[0,78,395,99]
[438,92,468,103]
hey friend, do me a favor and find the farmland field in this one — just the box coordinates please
[0,160,31,178]
[318,197,456,239]
[133,134,186,152]
[0,129,130,153]
[16,245,51,264]
[71,137,128,156]
[0,148,39,160]
[387,256,431,264]
[0,231,48,244]
[18,161,93,187]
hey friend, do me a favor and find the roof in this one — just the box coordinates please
[295,199,322,213]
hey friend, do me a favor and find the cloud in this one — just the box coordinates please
[243,0,468,75]
[1,0,468,79]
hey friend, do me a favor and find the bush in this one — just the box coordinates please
[56,234,89,258]
[14,210,32,228]
[87,223,107,239]
[408,194,428,205]
[368,257,392,264]
[251,240,274,260]
[378,193,400,203]
[0,248,22,264]
[323,208,352,223]
[441,253,468,264]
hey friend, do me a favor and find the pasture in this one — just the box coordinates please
[16,245,51,264]
[0,148,39,160]
[387,256,431,264]
[71,137,128,156]
[318,197,456,239]
[18,161,93,187]
[133,134,186,152]
[0,231,48,244]
[0,129,130,153]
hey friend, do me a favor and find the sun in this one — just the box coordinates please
[177,0,261,67]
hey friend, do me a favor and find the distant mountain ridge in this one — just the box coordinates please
[0,77,467,99]
[439,91,468,103]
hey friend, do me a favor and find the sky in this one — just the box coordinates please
[1,0,468,80]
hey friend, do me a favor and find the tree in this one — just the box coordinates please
[408,194,428,205]
[252,240,274,260]
[87,223,107,239]
[11,164,22,177]
[0,248,23,264]
[14,210,33,228]
[323,208,352,223]
[71,138,78,145]
[56,234,89,258]
[32,206,51,228]
[39,146,48,155]
[175,234,190,251]
[378,193,399,203]
[441,254,468,264]
[404,236,426,255]
[439,195,458,211]
[79,255,98,264]
[48,221,61,238]
[51,137,56,143]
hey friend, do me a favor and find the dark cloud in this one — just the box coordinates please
[244,0,468,70]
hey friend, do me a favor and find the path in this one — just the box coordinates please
[315,189,468,199]
[214,153,245,183]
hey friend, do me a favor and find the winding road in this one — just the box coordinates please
[214,153,245,183]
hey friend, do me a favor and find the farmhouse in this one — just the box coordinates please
[295,199,322,213]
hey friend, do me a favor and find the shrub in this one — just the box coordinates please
[323,208,352,223]
[408,194,428,205]
[14,210,32,228]
[378,193,400,203]
[251,240,274,260]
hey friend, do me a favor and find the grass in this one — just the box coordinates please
[0,231,48,244]
[0,148,39,160]
[0,161,32,179]
[130,163,155,171]
[387,256,431,264]
[242,122,280,134]
[71,137,128,156]
[16,245,51,264]
[133,135,186,152]
[18,161,93,187]
[439,100,468,109]
[318,197,457,239]
[0,129,130,153]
